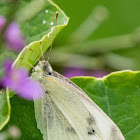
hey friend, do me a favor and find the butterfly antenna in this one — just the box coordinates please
[25,60,34,69]
[39,42,45,60]
[47,11,58,61]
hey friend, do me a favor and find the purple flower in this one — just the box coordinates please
[63,67,86,78]
[0,15,6,32]
[18,80,44,100]
[63,67,108,78]
[3,58,13,73]
[1,60,44,100]
[0,15,25,52]
[90,69,108,78]
[5,22,25,52]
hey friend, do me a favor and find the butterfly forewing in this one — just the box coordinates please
[34,90,81,140]
[32,61,125,140]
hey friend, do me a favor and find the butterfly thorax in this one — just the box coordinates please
[31,60,52,81]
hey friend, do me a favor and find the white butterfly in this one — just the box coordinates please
[31,60,125,140]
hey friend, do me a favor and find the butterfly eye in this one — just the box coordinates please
[48,72,52,75]
[44,70,52,76]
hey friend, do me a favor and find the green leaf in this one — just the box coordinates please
[0,0,69,132]
[6,95,43,139]
[0,0,69,70]
[70,70,140,140]
[16,0,69,44]
[13,0,69,70]
[0,89,10,131]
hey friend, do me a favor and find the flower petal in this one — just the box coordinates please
[5,22,25,52]
[3,59,13,73]
[2,59,44,100]
[18,79,44,100]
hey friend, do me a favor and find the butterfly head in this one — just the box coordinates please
[34,60,52,76]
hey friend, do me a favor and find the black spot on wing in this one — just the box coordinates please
[88,128,95,135]
[87,115,96,135]
[111,126,122,140]
[87,115,96,125]
[66,127,76,134]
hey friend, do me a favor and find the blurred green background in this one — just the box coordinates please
[54,0,140,40]
[51,0,140,75]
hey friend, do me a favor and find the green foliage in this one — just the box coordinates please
[71,71,140,140]
[16,0,68,44]
[52,0,140,71]
[13,0,69,70]
[7,95,43,140]
[0,89,10,131]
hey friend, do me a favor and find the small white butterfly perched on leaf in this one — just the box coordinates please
[28,11,125,140]
[12,9,125,140]
[31,59,125,140]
